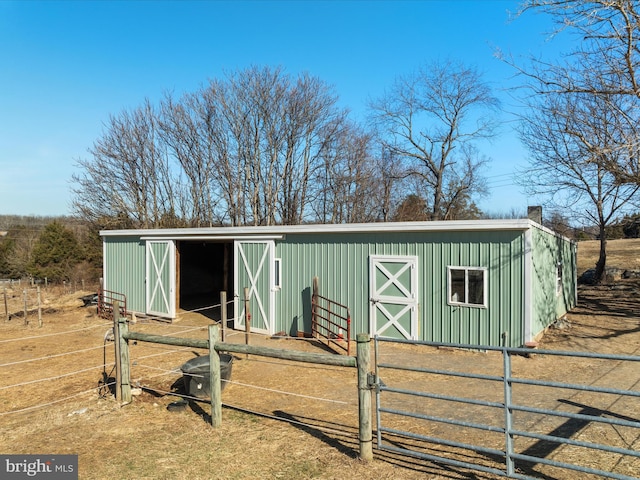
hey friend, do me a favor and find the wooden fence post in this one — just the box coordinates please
[3,287,7,321]
[113,302,122,403]
[220,291,227,342]
[209,324,222,428]
[346,309,352,356]
[244,287,251,359]
[113,301,132,404]
[37,286,42,328]
[119,314,132,404]
[312,276,319,338]
[23,289,28,326]
[357,333,373,462]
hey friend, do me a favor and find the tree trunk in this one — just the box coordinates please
[594,228,607,284]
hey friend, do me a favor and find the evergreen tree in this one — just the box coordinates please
[28,222,83,282]
[0,236,15,277]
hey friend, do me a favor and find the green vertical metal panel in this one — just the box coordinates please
[275,230,525,347]
[235,241,272,333]
[275,234,369,337]
[103,237,146,314]
[530,226,577,337]
[103,224,573,348]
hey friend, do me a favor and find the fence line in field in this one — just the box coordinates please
[1,306,115,416]
[0,291,208,418]
[126,323,359,404]
[0,363,111,391]
[0,316,354,419]
[223,379,352,405]
[132,359,352,406]
[2,286,45,326]
[0,345,107,367]
[3,281,98,325]
[114,304,375,462]
[1,296,373,463]
[0,383,115,416]
[0,322,110,343]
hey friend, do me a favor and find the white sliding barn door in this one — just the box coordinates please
[146,240,176,318]
[235,240,274,334]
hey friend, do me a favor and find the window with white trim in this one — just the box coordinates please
[556,262,563,296]
[274,258,282,289]
[448,266,487,307]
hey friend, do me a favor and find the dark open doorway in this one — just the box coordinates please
[177,241,233,321]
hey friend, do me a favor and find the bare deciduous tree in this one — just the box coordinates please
[518,0,640,98]
[368,60,498,220]
[74,66,377,228]
[513,1,640,185]
[216,66,350,226]
[72,100,178,229]
[313,122,391,224]
[158,91,222,227]
[517,79,639,282]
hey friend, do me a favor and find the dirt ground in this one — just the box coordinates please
[1,240,639,479]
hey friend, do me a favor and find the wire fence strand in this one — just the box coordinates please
[0,345,107,367]
[0,382,115,417]
[0,363,109,390]
[0,322,111,344]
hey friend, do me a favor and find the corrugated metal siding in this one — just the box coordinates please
[275,230,525,347]
[102,226,544,347]
[530,226,577,337]
[104,237,146,313]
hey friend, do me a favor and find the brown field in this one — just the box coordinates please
[1,239,639,479]
[577,238,640,275]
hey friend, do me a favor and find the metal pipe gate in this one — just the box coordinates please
[373,336,640,479]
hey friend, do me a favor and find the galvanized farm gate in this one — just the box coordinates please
[373,336,640,480]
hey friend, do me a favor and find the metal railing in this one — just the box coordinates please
[374,336,640,480]
[311,292,351,355]
[97,289,127,319]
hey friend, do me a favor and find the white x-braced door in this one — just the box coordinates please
[234,240,274,335]
[370,255,418,340]
[146,240,176,318]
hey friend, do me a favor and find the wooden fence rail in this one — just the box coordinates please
[112,302,373,461]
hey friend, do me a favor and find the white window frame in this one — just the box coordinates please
[273,257,282,290]
[556,262,563,296]
[447,266,488,308]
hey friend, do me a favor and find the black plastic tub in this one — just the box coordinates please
[180,353,233,399]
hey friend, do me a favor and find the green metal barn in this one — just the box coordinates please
[100,219,577,348]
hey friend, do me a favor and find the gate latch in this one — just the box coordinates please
[367,373,385,392]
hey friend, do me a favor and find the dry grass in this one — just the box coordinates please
[1,241,639,479]
[576,238,640,275]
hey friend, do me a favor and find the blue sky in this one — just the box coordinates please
[0,0,569,217]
